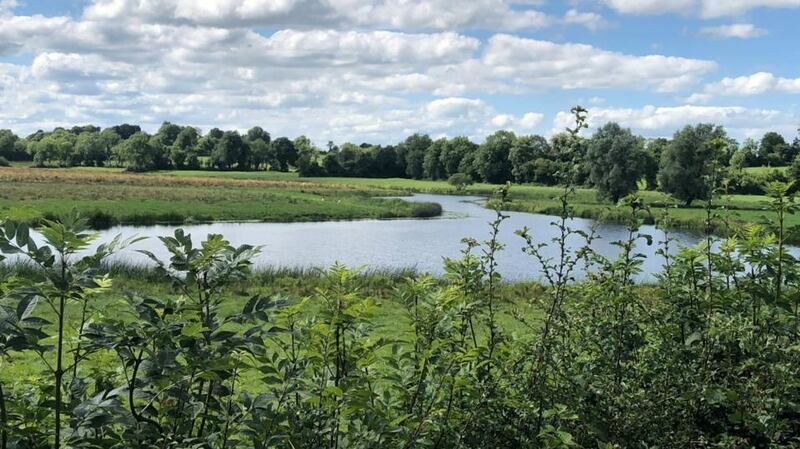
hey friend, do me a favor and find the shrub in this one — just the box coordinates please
[447,172,473,191]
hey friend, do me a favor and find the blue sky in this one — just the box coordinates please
[0,0,799,144]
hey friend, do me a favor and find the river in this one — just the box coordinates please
[38,193,736,282]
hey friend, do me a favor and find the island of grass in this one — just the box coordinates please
[0,167,442,228]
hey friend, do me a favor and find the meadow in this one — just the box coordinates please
[140,167,800,240]
[0,167,442,228]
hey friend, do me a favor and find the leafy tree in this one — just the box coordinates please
[759,131,791,166]
[423,138,447,180]
[29,131,76,167]
[374,145,401,177]
[0,129,28,161]
[586,123,645,203]
[69,125,100,135]
[210,131,246,170]
[295,136,324,176]
[475,130,515,184]
[246,126,270,145]
[659,124,727,206]
[249,139,276,170]
[74,132,108,166]
[642,138,668,190]
[169,127,199,169]
[119,132,158,171]
[322,151,344,176]
[510,135,549,183]
[108,123,141,140]
[441,136,477,178]
[271,137,297,171]
[98,129,121,164]
[399,133,432,179]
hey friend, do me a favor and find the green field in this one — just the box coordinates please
[149,168,799,239]
[1,165,796,240]
[0,167,442,227]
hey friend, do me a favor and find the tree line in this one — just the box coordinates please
[2,120,799,204]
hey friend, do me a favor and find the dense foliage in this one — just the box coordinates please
[3,117,800,208]
[3,110,800,448]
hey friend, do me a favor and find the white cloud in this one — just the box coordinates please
[701,0,800,17]
[562,9,610,31]
[601,0,800,17]
[700,23,767,38]
[554,104,798,139]
[480,34,715,92]
[601,0,695,15]
[83,0,555,31]
[688,72,800,101]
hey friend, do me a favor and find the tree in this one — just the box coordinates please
[0,129,27,161]
[790,154,800,186]
[210,131,246,170]
[399,134,432,179]
[643,138,669,190]
[423,138,447,180]
[510,135,549,183]
[294,136,324,176]
[170,127,199,169]
[271,137,297,171]
[109,123,141,140]
[74,132,108,166]
[30,131,76,167]
[246,126,270,145]
[119,132,158,171]
[98,129,121,165]
[585,123,645,203]
[474,130,515,184]
[759,131,790,166]
[440,136,477,178]
[374,146,401,177]
[659,124,727,206]
[249,139,276,170]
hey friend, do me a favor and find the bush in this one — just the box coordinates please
[447,172,473,191]
[411,201,443,217]
[0,156,9,167]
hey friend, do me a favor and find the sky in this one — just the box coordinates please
[0,0,799,145]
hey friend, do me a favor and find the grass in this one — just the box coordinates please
[2,165,797,240]
[0,167,442,228]
[743,166,789,175]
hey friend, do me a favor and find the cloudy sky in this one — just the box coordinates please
[0,0,799,144]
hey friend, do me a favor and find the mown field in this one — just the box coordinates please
[0,167,442,228]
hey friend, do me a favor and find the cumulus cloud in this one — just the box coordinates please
[554,105,798,139]
[700,23,768,39]
[83,0,554,31]
[601,0,800,17]
[479,34,715,92]
[687,72,800,102]
[562,9,610,31]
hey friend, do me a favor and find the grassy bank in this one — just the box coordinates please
[0,167,442,228]
[150,168,800,240]
[2,166,793,239]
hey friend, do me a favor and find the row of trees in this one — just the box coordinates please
[3,121,799,205]
[0,124,305,172]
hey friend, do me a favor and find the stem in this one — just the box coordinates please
[53,257,67,449]
[1,382,8,449]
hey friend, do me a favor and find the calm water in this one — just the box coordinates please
[42,194,728,282]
